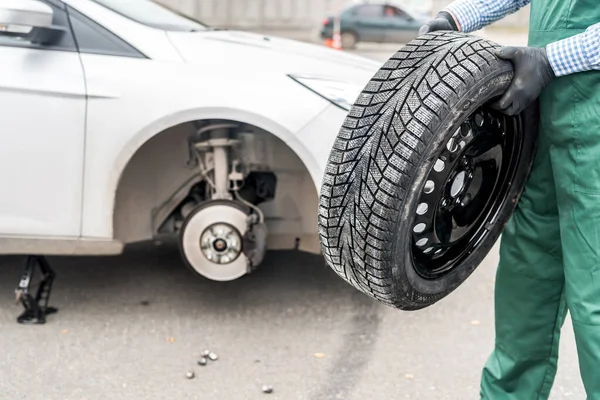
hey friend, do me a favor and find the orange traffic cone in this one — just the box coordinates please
[332,32,342,50]
[324,38,334,48]
[331,17,342,50]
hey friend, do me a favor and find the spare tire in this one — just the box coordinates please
[318,31,539,310]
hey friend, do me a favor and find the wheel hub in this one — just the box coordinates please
[213,238,227,251]
[450,170,467,198]
[200,223,242,265]
[180,201,252,281]
[411,107,523,278]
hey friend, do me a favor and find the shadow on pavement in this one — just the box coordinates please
[0,241,371,319]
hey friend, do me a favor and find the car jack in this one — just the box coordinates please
[14,256,58,325]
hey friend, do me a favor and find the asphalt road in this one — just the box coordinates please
[0,241,585,400]
[0,33,587,400]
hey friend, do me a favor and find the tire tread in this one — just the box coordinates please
[318,32,512,309]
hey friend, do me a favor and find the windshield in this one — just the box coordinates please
[91,0,208,31]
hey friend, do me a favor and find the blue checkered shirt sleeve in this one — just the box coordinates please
[546,24,600,76]
[444,0,531,33]
[443,0,600,76]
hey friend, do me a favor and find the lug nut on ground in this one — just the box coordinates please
[198,357,207,366]
[185,370,195,379]
[262,385,273,394]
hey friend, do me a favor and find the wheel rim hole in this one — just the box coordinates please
[460,124,471,137]
[450,171,467,198]
[424,180,435,194]
[413,223,427,233]
[416,238,428,247]
[423,247,434,254]
[446,138,459,152]
[416,203,428,215]
[434,159,445,172]
[475,113,485,127]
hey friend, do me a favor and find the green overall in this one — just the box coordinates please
[479,0,600,398]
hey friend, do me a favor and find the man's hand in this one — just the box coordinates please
[492,46,556,116]
[419,11,458,35]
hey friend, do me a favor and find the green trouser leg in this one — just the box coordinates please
[550,76,600,396]
[480,130,568,400]
[526,0,600,391]
[478,0,600,393]
[554,147,600,398]
[481,71,600,397]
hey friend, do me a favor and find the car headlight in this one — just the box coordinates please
[289,75,365,111]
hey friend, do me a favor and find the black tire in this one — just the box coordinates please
[318,31,539,310]
[341,31,358,49]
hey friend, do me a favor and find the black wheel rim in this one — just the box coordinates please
[411,106,524,279]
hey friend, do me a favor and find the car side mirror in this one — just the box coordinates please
[0,0,53,29]
[0,0,67,45]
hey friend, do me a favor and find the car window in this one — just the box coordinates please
[353,5,384,17]
[385,6,410,18]
[0,0,76,51]
[90,0,208,32]
[67,6,146,58]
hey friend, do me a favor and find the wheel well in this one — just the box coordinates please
[112,119,320,252]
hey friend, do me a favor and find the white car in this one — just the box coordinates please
[0,0,380,287]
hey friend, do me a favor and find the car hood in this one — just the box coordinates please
[166,29,382,84]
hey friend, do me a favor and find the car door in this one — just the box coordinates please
[384,6,422,44]
[348,4,387,43]
[0,0,86,237]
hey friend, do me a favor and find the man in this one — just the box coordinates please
[384,6,397,17]
[419,1,600,398]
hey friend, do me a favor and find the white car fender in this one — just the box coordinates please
[80,60,331,240]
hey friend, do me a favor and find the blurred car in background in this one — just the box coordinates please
[397,0,432,16]
[320,2,431,48]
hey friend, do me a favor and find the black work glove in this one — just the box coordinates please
[492,46,556,116]
[419,11,458,35]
